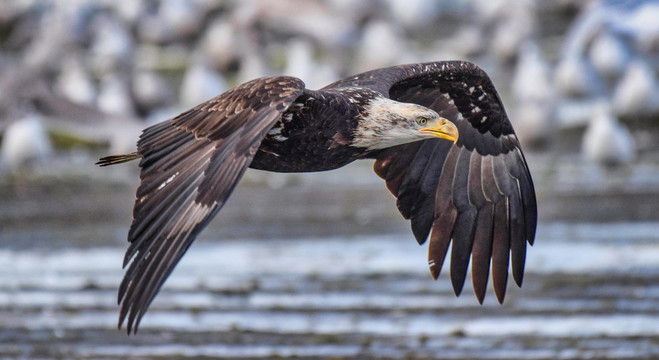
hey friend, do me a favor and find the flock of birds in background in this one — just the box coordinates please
[0,0,658,173]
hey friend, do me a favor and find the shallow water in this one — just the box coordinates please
[1,154,659,359]
[2,222,659,359]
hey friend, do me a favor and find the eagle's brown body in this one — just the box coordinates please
[98,61,537,334]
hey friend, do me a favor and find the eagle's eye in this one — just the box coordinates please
[416,117,428,126]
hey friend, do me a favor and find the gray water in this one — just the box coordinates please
[2,155,659,359]
[3,223,659,359]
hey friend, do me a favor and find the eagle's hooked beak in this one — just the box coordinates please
[419,118,459,144]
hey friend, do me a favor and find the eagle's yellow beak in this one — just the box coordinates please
[419,118,459,144]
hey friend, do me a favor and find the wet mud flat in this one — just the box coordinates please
[1,153,659,359]
[2,224,659,359]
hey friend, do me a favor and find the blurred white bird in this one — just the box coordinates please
[512,43,553,103]
[132,70,175,112]
[616,1,659,52]
[244,0,356,50]
[202,18,239,70]
[356,20,406,72]
[471,0,535,63]
[613,59,659,117]
[384,0,441,29]
[97,73,136,117]
[179,56,228,108]
[55,58,96,106]
[511,43,556,147]
[89,14,133,71]
[554,1,618,98]
[137,0,205,43]
[489,8,534,63]
[238,54,270,86]
[158,0,204,39]
[554,55,606,98]
[283,39,314,81]
[22,9,72,71]
[446,25,485,58]
[281,38,339,90]
[588,29,632,83]
[473,0,509,24]
[236,38,271,85]
[582,102,635,167]
[113,1,146,25]
[0,114,53,172]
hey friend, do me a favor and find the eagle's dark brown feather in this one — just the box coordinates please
[100,61,537,334]
[117,77,305,333]
[365,62,536,303]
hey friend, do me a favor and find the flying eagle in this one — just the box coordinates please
[98,61,537,334]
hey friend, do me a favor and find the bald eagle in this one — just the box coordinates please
[98,61,537,334]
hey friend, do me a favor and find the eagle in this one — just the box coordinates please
[98,61,537,334]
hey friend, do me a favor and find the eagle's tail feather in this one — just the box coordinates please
[96,152,142,167]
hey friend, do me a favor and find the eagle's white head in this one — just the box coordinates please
[352,96,459,150]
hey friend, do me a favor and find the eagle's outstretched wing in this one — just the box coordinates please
[117,77,305,333]
[330,61,537,303]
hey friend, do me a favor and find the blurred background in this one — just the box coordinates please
[1,0,659,359]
